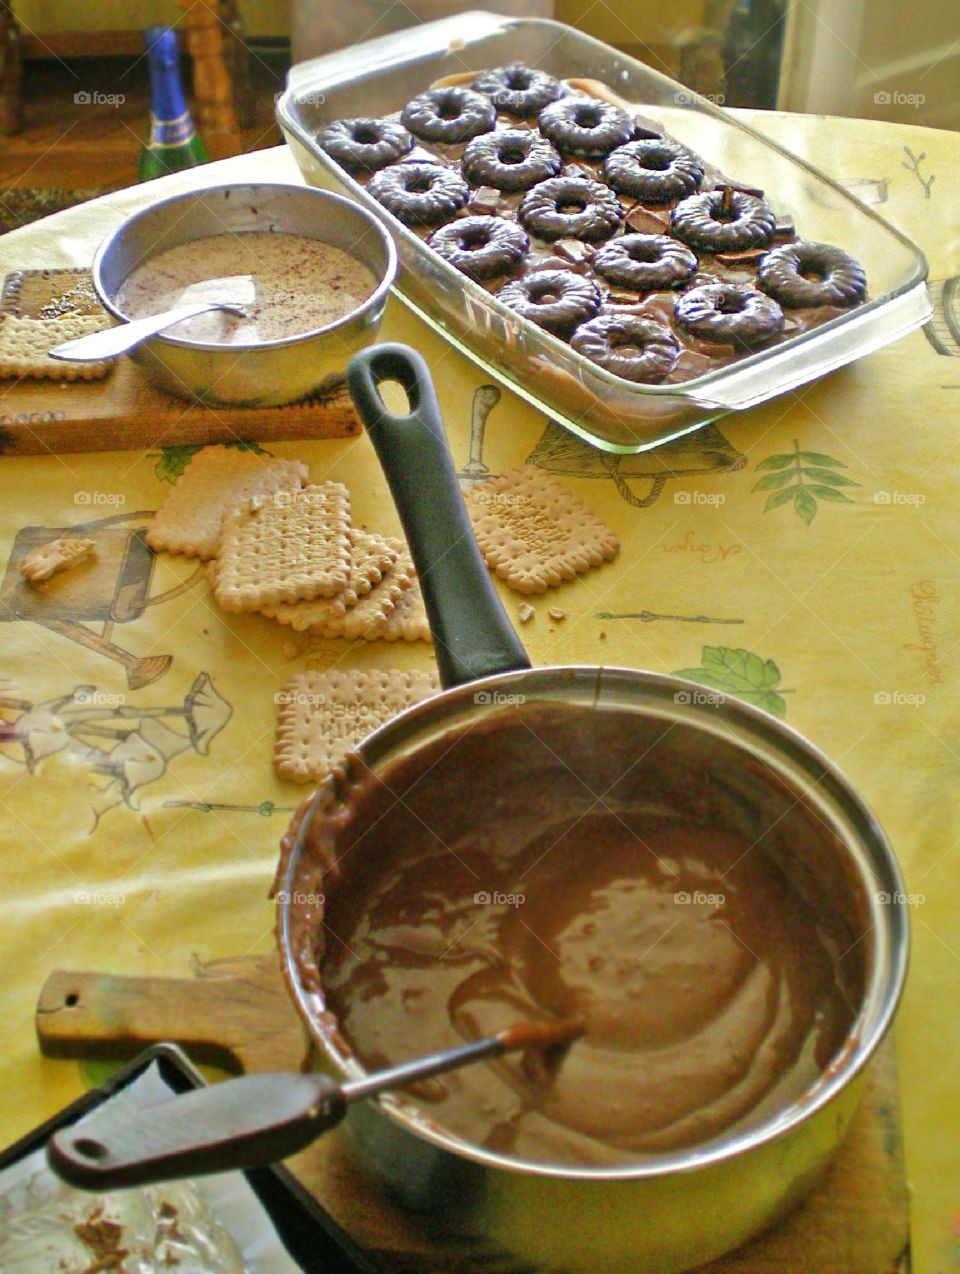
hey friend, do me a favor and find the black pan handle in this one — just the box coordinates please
[347,344,530,690]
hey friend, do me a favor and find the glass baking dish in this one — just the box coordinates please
[276,11,930,454]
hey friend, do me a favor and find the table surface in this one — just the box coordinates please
[0,111,957,1273]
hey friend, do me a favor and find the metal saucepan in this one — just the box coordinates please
[277,344,908,1272]
[92,183,396,407]
[52,344,908,1273]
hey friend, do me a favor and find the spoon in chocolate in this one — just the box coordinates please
[47,1018,584,1190]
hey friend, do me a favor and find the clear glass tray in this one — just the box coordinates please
[277,11,930,454]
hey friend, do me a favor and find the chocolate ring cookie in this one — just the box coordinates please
[462,128,562,192]
[471,63,565,118]
[603,138,704,203]
[671,189,776,253]
[497,269,601,336]
[428,216,529,281]
[537,97,634,159]
[675,283,784,347]
[571,314,680,383]
[367,163,469,226]
[519,176,621,243]
[400,87,496,145]
[318,117,413,173]
[757,240,866,308]
[593,233,698,293]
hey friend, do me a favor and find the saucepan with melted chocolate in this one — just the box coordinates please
[270,343,908,1272]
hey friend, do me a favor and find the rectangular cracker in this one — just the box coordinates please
[363,562,431,643]
[1,268,104,319]
[274,667,440,784]
[214,482,351,613]
[311,540,414,640]
[0,314,114,381]
[145,445,308,560]
[261,530,398,630]
[463,465,620,594]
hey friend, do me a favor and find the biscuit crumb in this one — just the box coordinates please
[548,607,567,621]
[21,537,95,583]
[282,641,300,660]
[518,603,535,623]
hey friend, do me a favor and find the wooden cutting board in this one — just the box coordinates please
[0,268,361,454]
[35,956,911,1273]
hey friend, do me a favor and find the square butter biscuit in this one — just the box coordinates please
[215,482,351,613]
[274,667,439,784]
[463,465,619,594]
[146,445,308,560]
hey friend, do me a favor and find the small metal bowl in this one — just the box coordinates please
[92,182,397,407]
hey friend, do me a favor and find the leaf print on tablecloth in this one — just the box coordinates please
[672,646,793,718]
[753,440,858,524]
[152,439,268,484]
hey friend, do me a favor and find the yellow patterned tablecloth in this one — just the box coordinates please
[0,115,957,1271]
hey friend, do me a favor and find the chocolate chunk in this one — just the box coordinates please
[672,348,713,377]
[624,205,669,233]
[555,238,594,266]
[773,215,796,242]
[469,185,501,215]
[715,247,766,265]
[633,120,664,140]
[401,145,444,165]
[605,290,645,306]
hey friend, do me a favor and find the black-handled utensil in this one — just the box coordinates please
[346,343,530,690]
[47,1019,582,1190]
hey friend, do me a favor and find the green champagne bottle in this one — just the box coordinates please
[138,26,207,182]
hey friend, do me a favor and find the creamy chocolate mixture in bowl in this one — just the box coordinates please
[275,344,909,1274]
[92,183,396,406]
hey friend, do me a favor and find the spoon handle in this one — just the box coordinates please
[48,301,244,361]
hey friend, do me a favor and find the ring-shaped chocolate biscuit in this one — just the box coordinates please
[671,189,776,253]
[674,283,784,346]
[571,314,680,382]
[497,269,602,335]
[593,233,698,292]
[367,162,469,226]
[519,176,621,243]
[428,215,529,281]
[400,87,496,144]
[757,240,866,308]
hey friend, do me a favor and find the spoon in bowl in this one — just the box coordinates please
[47,1017,584,1190]
[48,300,249,362]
